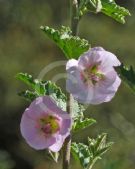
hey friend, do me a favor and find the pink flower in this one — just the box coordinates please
[20,96,71,152]
[66,47,121,104]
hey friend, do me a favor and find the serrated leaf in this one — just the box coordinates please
[16,73,66,110]
[71,142,91,169]
[71,134,112,169]
[96,142,113,156]
[88,133,109,155]
[17,73,88,117]
[72,101,86,119]
[73,117,96,132]
[40,26,90,59]
[94,133,107,151]
[115,64,135,93]
[18,90,38,102]
[16,73,46,95]
[88,133,113,169]
[101,0,130,24]
[79,0,130,24]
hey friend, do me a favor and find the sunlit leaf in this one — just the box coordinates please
[88,133,113,169]
[79,0,130,24]
[73,117,96,132]
[40,26,90,59]
[71,134,113,169]
[16,73,66,110]
[18,90,38,102]
[71,142,91,169]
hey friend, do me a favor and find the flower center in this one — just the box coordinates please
[39,115,60,135]
[82,65,104,85]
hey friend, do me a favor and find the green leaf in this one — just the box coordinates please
[72,101,86,119]
[73,116,96,132]
[18,90,38,102]
[115,64,135,93]
[40,26,90,59]
[16,73,66,110]
[71,142,91,169]
[88,133,113,169]
[16,73,46,95]
[101,0,131,24]
[71,134,113,169]
[16,73,89,116]
[79,0,130,24]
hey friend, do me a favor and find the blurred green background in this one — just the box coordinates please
[0,0,135,169]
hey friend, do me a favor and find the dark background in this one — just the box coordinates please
[0,0,135,169]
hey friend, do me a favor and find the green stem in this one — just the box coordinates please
[62,1,79,169]
[70,0,79,36]
[62,94,74,169]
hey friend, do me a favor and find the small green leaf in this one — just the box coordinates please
[71,135,113,169]
[115,64,135,93]
[73,117,96,132]
[16,73,35,88]
[101,0,131,24]
[72,101,86,119]
[88,133,113,169]
[71,142,91,169]
[40,26,90,59]
[18,90,38,102]
[16,73,46,95]
[79,0,130,24]
[16,73,66,110]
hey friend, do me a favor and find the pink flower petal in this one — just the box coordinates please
[20,96,72,151]
[66,47,121,104]
[20,108,56,150]
[49,135,66,152]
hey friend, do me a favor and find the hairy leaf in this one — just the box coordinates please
[88,133,113,168]
[79,0,130,24]
[73,117,96,132]
[116,64,135,93]
[18,90,38,102]
[71,134,113,169]
[40,26,90,59]
[71,142,91,169]
[16,73,66,109]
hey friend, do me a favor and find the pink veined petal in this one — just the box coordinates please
[66,47,121,104]
[49,134,68,152]
[98,51,121,70]
[95,68,119,95]
[27,97,48,120]
[66,66,86,94]
[41,96,60,114]
[91,76,121,104]
[66,67,95,103]
[42,96,71,122]
[75,86,94,103]
[59,118,71,135]
[26,134,56,150]
[91,47,105,51]
[78,50,101,70]
[20,109,56,150]
[20,96,72,151]
[102,75,121,101]
[20,109,38,141]
[88,72,121,104]
[100,69,117,88]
